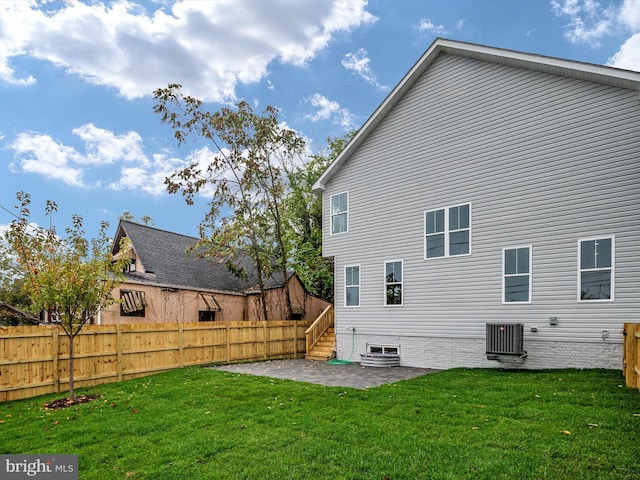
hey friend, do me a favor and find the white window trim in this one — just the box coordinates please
[330,191,349,235]
[344,264,360,308]
[367,344,400,355]
[502,245,532,305]
[578,236,615,302]
[424,202,472,259]
[384,259,403,307]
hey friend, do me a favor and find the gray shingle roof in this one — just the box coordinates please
[113,221,285,293]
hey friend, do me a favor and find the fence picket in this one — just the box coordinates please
[0,320,309,402]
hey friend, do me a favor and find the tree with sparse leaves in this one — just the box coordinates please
[153,85,305,320]
[1,192,130,402]
[284,133,355,302]
[118,211,154,226]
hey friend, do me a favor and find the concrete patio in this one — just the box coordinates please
[210,359,437,389]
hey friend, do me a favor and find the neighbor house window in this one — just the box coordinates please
[199,311,216,322]
[425,203,470,258]
[345,265,360,307]
[331,192,348,234]
[503,246,531,303]
[199,294,221,321]
[120,290,146,317]
[579,237,614,301]
[385,260,403,306]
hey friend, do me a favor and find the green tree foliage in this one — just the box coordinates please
[284,133,355,302]
[153,85,305,320]
[1,192,130,401]
[119,211,154,226]
[0,277,36,325]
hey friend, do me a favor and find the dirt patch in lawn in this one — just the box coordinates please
[43,394,100,410]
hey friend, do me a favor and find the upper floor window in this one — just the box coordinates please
[579,237,614,301]
[503,246,531,303]
[385,260,403,306]
[331,192,348,234]
[425,203,470,258]
[345,265,360,307]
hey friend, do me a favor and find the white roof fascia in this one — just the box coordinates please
[312,37,640,193]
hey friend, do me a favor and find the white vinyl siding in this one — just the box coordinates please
[322,53,640,351]
[579,236,614,302]
[330,192,348,234]
[384,260,403,306]
[345,265,360,307]
[503,246,532,303]
[425,203,470,258]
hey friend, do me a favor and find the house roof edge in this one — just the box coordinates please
[312,37,640,193]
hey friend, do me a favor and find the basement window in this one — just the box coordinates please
[367,344,399,355]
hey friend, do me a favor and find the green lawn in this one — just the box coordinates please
[1,366,639,479]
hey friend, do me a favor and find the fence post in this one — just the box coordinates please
[178,322,184,367]
[116,324,123,382]
[52,327,60,393]
[634,324,640,391]
[264,321,268,359]
[225,323,230,364]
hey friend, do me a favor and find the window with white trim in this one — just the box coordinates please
[425,203,470,258]
[384,260,403,306]
[345,265,360,307]
[503,246,531,303]
[330,192,348,234]
[579,237,614,301]
[367,344,399,355]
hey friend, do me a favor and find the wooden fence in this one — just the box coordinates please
[623,323,640,392]
[0,321,309,402]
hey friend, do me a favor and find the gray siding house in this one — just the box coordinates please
[313,38,640,370]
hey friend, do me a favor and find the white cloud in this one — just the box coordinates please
[417,19,448,35]
[9,132,87,187]
[608,32,640,69]
[109,150,192,195]
[342,48,388,91]
[551,0,629,46]
[8,124,156,189]
[0,0,375,102]
[72,124,148,165]
[620,0,640,29]
[551,0,640,71]
[0,1,37,85]
[305,93,356,130]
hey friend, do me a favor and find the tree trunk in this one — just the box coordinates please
[67,334,75,402]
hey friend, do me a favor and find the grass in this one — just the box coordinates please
[1,366,639,479]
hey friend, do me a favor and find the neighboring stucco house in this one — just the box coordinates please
[99,221,330,324]
[312,38,640,370]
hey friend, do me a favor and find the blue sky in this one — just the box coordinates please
[1,0,639,239]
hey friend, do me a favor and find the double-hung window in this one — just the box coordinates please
[330,192,348,234]
[384,260,403,306]
[345,265,360,307]
[503,246,531,303]
[579,237,614,301]
[425,203,470,258]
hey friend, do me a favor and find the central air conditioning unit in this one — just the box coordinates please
[486,323,527,360]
